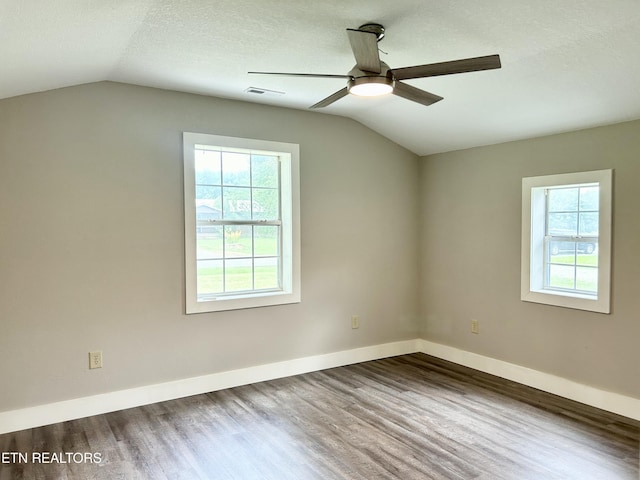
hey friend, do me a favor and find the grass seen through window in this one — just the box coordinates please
[548,251,598,292]
[196,232,280,295]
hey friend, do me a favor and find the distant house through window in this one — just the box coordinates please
[521,170,612,313]
[183,133,301,314]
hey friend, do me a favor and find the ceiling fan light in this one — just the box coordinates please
[348,77,393,97]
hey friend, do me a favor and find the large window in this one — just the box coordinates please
[521,170,612,313]
[183,133,300,314]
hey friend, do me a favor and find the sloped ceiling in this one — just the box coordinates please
[2,0,640,155]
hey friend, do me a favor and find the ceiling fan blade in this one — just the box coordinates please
[391,54,501,80]
[346,29,381,74]
[392,81,443,106]
[310,87,349,109]
[248,71,351,79]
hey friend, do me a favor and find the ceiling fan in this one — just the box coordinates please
[249,23,501,109]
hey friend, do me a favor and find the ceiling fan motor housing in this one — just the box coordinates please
[347,61,394,96]
[357,23,385,41]
[347,61,391,79]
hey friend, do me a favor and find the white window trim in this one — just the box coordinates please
[521,169,612,314]
[183,132,301,314]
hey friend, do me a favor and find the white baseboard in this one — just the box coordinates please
[2,338,638,434]
[0,339,419,434]
[417,339,640,422]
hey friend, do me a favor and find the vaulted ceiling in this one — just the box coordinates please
[3,0,640,155]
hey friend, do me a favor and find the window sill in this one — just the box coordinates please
[532,288,596,301]
[187,290,301,314]
[521,289,609,314]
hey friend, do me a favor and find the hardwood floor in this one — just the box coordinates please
[1,353,638,479]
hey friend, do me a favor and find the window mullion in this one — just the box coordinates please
[207,219,281,225]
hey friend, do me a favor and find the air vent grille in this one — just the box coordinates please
[245,87,285,96]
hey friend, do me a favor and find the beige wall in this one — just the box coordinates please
[419,120,640,399]
[0,82,420,411]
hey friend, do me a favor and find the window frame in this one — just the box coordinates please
[521,169,612,314]
[183,132,301,314]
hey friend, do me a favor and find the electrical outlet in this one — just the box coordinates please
[89,351,103,369]
[471,319,479,334]
[351,315,360,329]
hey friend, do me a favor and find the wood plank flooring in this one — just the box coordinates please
[1,353,638,479]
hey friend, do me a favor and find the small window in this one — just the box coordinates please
[521,170,612,313]
[183,133,301,313]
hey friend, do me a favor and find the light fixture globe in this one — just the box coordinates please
[348,76,393,97]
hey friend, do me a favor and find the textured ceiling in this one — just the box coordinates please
[2,0,640,155]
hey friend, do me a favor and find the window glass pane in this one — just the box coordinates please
[222,152,251,186]
[195,206,222,239]
[548,264,575,289]
[254,257,279,290]
[548,187,578,212]
[548,241,575,265]
[224,225,252,258]
[254,226,279,257]
[195,150,221,185]
[252,155,279,188]
[576,267,597,293]
[197,227,223,260]
[577,242,598,266]
[252,188,279,220]
[195,186,221,204]
[548,240,576,258]
[579,186,599,211]
[222,187,251,220]
[548,213,577,236]
[224,259,253,292]
[197,259,223,296]
[579,212,598,236]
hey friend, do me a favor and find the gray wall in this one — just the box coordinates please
[2,80,637,414]
[419,120,640,399]
[0,82,420,411]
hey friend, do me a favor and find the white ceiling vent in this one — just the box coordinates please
[245,87,285,97]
